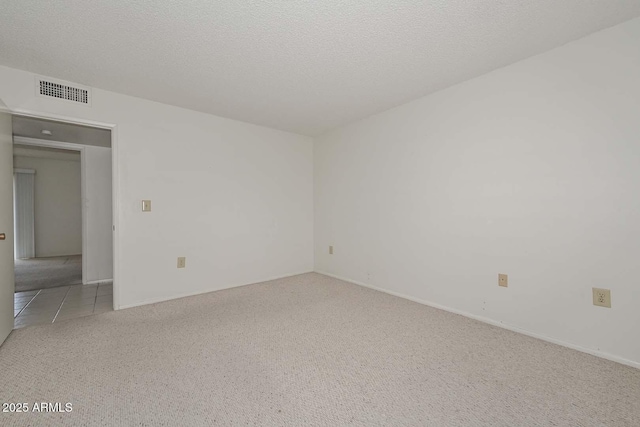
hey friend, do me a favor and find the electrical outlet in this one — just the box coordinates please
[498,273,508,287]
[142,200,151,212]
[177,257,186,268]
[592,288,611,308]
[329,245,333,255]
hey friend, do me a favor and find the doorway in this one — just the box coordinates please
[10,116,114,328]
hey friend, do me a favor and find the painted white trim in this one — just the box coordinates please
[9,109,114,130]
[80,148,88,284]
[13,146,81,162]
[110,125,120,309]
[10,111,119,311]
[84,279,113,285]
[14,136,84,152]
[315,270,640,370]
[13,168,35,174]
[118,271,314,310]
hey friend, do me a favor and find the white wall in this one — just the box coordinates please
[83,146,113,283]
[0,66,314,309]
[315,17,640,367]
[14,154,82,257]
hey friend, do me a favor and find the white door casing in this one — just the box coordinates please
[0,98,15,346]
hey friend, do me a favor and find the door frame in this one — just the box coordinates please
[14,136,105,288]
[9,109,120,310]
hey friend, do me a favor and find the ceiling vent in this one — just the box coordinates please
[35,76,92,106]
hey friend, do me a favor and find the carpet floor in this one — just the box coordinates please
[0,273,638,426]
[14,255,82,292]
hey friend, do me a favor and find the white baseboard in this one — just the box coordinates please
[84,279,113,285]
[117,271,314,311]
[316,270,640,370]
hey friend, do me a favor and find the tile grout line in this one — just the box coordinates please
[15,284,111,327]
[93,284,100,313]
[15,289,42,318]
[52,287,73,323]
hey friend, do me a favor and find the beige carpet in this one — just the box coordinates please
[0,273,638,426]
[14,255,82,292]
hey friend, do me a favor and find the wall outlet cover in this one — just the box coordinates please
[142,200,151,212]
[498,273,508,287]
[592,288,611,308]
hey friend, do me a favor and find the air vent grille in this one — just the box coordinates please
[35,77,91,106]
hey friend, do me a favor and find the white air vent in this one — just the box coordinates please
[35,76,92,106]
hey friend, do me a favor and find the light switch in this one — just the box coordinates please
[142,200,151,212]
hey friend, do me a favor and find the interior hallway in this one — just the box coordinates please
[14,255,82,292]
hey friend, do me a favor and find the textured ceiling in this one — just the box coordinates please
[1,1,639,136]
[13,115,112,147]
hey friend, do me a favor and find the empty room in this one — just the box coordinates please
[0,1,639,426]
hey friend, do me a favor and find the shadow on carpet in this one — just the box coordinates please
[14,255,82,292]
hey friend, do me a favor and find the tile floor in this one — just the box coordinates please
[14,282,113,329]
